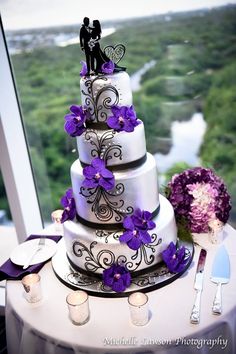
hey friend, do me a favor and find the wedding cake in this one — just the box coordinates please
[62,24,177,290]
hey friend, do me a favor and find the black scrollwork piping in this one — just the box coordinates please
[80,184,134,223]
[82,76,119,123]
[125,234,162,271]
[95,230,121,243]
[67,272,98,287]
[72,235,162,274]
[73,240,116,273]
[132,266,170,287]
[83,129,122,162]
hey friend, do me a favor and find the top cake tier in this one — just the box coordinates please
[80,71,132,125]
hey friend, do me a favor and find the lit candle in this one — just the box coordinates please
[66,290,90,325]
[21,274,42,303]
[128,292,149,326]
[51,209,64,232]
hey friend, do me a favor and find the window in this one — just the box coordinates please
[1,2,235,231]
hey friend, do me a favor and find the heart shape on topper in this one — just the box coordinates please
[103,44,126,64]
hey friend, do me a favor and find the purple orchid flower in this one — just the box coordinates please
[107,105,140,132]
[132,208,156,230]
[82,158,115,191]
[60,188,76,223]
[119,211,154,250]
[102,263,131,292]
[80,61,87,77]
[101,60,115,74]
[162,242,189,273]
[64,105,87,137]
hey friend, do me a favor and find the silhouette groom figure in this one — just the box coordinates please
[80,17,94,75]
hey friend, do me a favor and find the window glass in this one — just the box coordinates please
[1,2,235,225]
[0,170,18,265]
[0,170,12,225]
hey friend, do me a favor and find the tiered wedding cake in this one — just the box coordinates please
[62,30,177,287]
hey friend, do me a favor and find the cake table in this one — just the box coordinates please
[5,223,236,354]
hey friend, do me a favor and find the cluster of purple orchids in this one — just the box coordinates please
[82,157,115,191]
[162,242,189,273]
[107,105,140,132]
[64,104,140,137]
[80,60,115,77]
[102,263,131,293]
[119,209,156,250]
[64,105,87,137]
[60,188,76,223]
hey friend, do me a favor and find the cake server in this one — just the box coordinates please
[211,245,230,315]
[190,248,207,324]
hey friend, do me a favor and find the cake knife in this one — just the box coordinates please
[211,245,230,315]
[190,248,207,324]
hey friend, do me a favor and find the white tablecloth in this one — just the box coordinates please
[6,224,236,354]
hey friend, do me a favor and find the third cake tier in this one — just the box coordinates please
[71,152,159,226]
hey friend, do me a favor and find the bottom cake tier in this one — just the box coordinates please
[63,194,177,276]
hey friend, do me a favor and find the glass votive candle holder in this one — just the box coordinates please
[21,274,42,303]
[51,209,64,232]
[66,290,90,325]
[128,292,149,326]
[208,219,224,244]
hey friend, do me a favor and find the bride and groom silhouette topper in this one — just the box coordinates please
[80,17,126,76]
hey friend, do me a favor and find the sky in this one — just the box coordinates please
[0,0,235,30]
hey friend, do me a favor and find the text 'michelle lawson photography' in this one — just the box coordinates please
[103,335,228,350]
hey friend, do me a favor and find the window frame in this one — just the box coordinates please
[0,15,43,243]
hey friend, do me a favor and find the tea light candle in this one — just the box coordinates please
[21,274,42,303]
[51,209,64,232]
[66,290,90,325]
[128,292,149,326]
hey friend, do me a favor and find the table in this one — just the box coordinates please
[6,224,236,354]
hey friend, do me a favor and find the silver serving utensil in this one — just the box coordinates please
[190,248,207,324]
[23,238,45,270]
[211,245,230,315]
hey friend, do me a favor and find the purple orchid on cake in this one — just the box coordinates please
[119,209,156,250]
[64,105,87,137]
[101,60,115,74]
[167,167,231,233]
[107,105,140,132]
[82,157,115,191]
[131,208,156,230]
[60,188,76,222]
[80,60,87,77]
[103,263,131,292]
[162,242,189,273]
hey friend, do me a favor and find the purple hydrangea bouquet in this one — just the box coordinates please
[166,167,231,235]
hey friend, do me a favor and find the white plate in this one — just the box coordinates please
[10,238,57,267]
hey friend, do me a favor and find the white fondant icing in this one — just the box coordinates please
[63,194,177,275]
[71,152,159,225]
[76,122,146,166]
[80,72,132,123]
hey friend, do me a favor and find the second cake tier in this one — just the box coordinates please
[71,152,159,226]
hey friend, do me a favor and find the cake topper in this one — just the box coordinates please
[80,17,126,76]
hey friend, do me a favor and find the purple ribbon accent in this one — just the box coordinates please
[0,234,62,281]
